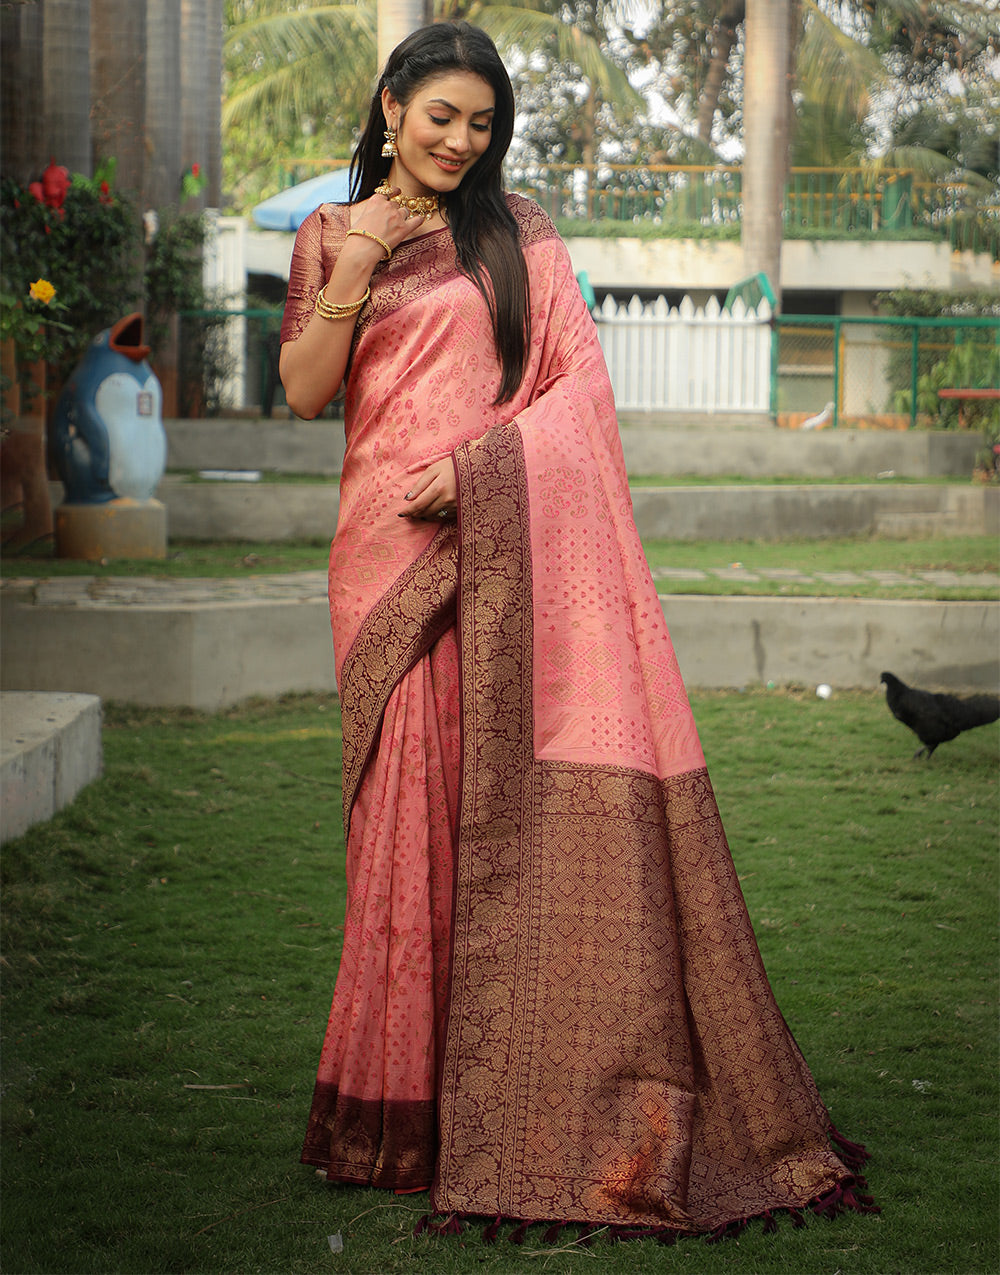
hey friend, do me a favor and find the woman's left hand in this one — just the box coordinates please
[399,457,458,522]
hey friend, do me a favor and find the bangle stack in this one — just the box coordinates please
[346,227,392,260]
[314,284,370,321]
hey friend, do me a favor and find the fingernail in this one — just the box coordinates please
[404,490,414,500]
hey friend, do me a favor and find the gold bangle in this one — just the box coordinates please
[314,284,370,321]
[345,227,392,261]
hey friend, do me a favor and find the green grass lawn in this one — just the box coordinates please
[2,535,997,602]
[2,690,997,1274]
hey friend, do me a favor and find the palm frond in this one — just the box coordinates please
[224,46,374,130]
[870,145,994,191]
[797,0,888,121]
[470,4,644,112]
[225,3,375,60]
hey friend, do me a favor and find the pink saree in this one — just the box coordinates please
[281,197,875,1233]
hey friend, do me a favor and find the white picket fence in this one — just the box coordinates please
[595,294,772,414]
[202,218,773,415]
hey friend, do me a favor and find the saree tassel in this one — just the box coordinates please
[542,1222,565,1244]
[609,1225,668,1243]
[812,1183,850,1219]
[706,1218,747,1243]
[482,1215,503,1244]
[788,1209,807,1229]
[508,1221,531,1244]
[576,1224,600,1247]
[829,1125,872,1172]
[422,1212,462,1236]
[761,1210,779,1235]
[811,1180,881,1220]
[837,1182,880,1215]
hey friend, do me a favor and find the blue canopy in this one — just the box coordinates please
[251,168,353,231]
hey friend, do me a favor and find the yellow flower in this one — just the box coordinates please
[28,278,56,305]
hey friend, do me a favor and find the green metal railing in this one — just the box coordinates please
[177,306,998,431]
[177,308,285,417]
[276,159,999,259]
[771,314,1000,429]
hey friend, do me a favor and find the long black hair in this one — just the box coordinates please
[350,22,529,404]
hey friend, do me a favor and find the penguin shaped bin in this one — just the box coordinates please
[52,313,166,504]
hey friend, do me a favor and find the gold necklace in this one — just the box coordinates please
[374,180,439,218]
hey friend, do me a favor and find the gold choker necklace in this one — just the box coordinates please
[375,181,439,218]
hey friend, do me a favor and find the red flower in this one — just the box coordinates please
[191,162,201,178]
[29,159,71,219]
[99,180,112,205]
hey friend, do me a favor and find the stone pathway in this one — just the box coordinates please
[650,565,1000,589]
[2,563,997,608]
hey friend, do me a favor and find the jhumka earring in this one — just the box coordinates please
[381,127,398,159]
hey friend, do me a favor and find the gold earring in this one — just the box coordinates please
[381,127,397,159]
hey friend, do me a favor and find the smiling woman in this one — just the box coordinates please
[387,75,495,187]
[279,19,878,1248]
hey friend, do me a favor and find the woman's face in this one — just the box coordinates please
[383,71,496,196]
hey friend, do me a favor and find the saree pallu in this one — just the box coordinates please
[284,196,873,1232]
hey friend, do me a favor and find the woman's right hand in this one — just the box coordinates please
[348,187,426,259]
[280,192,428,420]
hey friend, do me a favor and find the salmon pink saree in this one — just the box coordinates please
[281,196,875,1234]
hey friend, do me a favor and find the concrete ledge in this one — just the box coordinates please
[158,478,340,541]
[1,591,336,710]
[1,692,103,843]
[618,425,984,478]
[164,419,984,481]
[663,596,1000,693]
[631,483,999,540]
[166,417,346,476]
[2,585,995,708]
[142,480,999,543]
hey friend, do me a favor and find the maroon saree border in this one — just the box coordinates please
[302,1082,437,1191]
[433,422,869,1232]
[338,526,459,829]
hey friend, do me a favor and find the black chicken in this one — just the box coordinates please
[880,671,1000,759]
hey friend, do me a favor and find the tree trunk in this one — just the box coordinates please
[742,0,791,310]
[181,0,210,211]
[696,0,745,147]
[44,0,92,176]
[0,2,45,185]
[145,0,183,211]
[377,0,427,74]
[204,0,224,209]
[91,0,148,199]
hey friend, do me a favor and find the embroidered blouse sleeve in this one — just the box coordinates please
[280,205,348,344]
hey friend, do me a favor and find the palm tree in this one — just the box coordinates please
[182,0,212,210]
[146,0,184,210]
[222,0,642,208]
[741,0,791,305]
[44,0,92,176]
[0,1,46,184]
[378,0,430,68]
[622,0,995,304]
[91,0,149,198]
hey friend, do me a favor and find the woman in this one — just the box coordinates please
[280,21,875,1238]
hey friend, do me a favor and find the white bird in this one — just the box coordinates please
[801,401,834,430]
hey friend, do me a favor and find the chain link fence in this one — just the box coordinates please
[773,316,1000,432]
[174,307,998,440]
[177,309,288,418]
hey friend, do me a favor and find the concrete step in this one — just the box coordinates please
[1,692,103,843]
[66,478,996,543]
[163,419,985,481]
[2,577,996,708]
